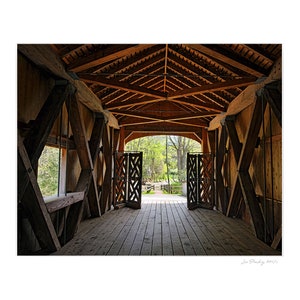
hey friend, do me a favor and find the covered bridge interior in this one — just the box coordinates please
[17,44,282,255]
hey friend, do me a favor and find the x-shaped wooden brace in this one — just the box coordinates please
[225,88,268,241]
[62,95,106,243]
[18,82,75,252]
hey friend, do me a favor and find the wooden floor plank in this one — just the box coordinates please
[55,209,118,255]
[53,194,281,256]
[84,208,132,255]
[97,208,139,255]
[168,199,196,255]
[117,206,147,255]
[152,200,163,255]
[176,202,218,255]
[129,201,153,255]
[140,201,156,255]
[165,199,185,255]
[106,208,141,255]
[161,200,173,255]
[195,209,241,255]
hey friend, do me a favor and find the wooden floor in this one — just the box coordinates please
[53,193,281,255]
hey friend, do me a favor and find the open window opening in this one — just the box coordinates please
[37,145,66,198]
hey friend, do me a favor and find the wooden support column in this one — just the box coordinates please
[225,116,243,217]
[208,130,216,154]
[202,127,209,153]
[118,127,125,152]
[18,134,61,252]
[100,125,114,214]
[113,128,119,154]
[215,125,228,214]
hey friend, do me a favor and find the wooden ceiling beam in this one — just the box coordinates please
[105,50,165,81]
[186,44,265,77]
[105,97,161,109]
[243,44,275,65]
[163,44,168,92]
[68,44,155,72]
[118,117,209,129]
[168,77,257,100]
[168,46,243,100]
[93,44,165,75]
[56,44,88,58]
[79,73,166,98]
[167,60,238,101]
[122,122,207,132]
[111,110,217,121]
[171,98,224,112]
[105,95,224,112]
[97,61,165,103]
[124,131,202,144]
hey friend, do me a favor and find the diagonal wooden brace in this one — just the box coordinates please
[18,133,61,252]
[225,89,268,241]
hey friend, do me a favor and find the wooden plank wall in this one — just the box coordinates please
[18,53,55,124]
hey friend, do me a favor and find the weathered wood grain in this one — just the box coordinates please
[53,195,281,256]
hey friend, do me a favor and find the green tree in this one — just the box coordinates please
[168,136,201,182]
[125,135,201,182]
[126,136,166,182]
[37,146,60,197]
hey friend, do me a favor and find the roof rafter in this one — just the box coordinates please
[167,77,257,100]
[79,73,166,98]
[93,44,165,75]
[186,44,266,77]
[105,95,224,112]
[111,110,217,121]
[68,44,155,72]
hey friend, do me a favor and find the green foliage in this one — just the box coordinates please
[37,146,59,197]
[126,135,201,182]
[126,136,166,181]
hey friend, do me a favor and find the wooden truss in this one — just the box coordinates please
[224,80,281,242]
[62,95,106,243]
[18,80,111,251]
[18,82,75,252]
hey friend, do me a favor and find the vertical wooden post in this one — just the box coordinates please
[100,125,113,214]
[113,128,120,153]
[118,127,125,152]
[215,125,228,214]
[208,130,216,155]
[202,127,209,153]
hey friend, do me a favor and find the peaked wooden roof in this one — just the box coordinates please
[52,44,282,142]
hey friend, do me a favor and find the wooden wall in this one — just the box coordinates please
[214,93,282,245]
[18,51,115,253]
[18,53,55,124]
